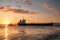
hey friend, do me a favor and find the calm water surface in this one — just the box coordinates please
[0,26,60,40]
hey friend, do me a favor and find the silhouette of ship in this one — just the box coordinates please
[18,19,54,26]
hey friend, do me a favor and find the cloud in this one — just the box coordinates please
[13,9,29,13]
[41,4,53,10]
[41,3,60,14]
[25,0,32,5]
[12,9,35,14]
[0,5,34,14]
[0,6,4,9]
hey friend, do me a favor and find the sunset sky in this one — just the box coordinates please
[0,0,60,24]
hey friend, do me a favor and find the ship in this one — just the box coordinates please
[18,19,54,26]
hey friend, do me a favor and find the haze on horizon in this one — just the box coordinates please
[0,0,60,24]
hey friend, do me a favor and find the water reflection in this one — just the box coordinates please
[4,24,9,40]
[0,25,60,40]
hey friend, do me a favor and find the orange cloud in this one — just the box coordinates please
[41,4,53,10]
[41,3,60,14]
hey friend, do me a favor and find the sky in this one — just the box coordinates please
[0,0,60,24]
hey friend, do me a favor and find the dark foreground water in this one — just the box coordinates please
[0,25,60,40]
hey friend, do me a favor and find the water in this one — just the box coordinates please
[0,25,60,40]
[4,24,9,40]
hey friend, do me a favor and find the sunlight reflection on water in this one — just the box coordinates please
[4,24,9,40]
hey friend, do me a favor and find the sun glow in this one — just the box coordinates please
[3,20,10,24]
